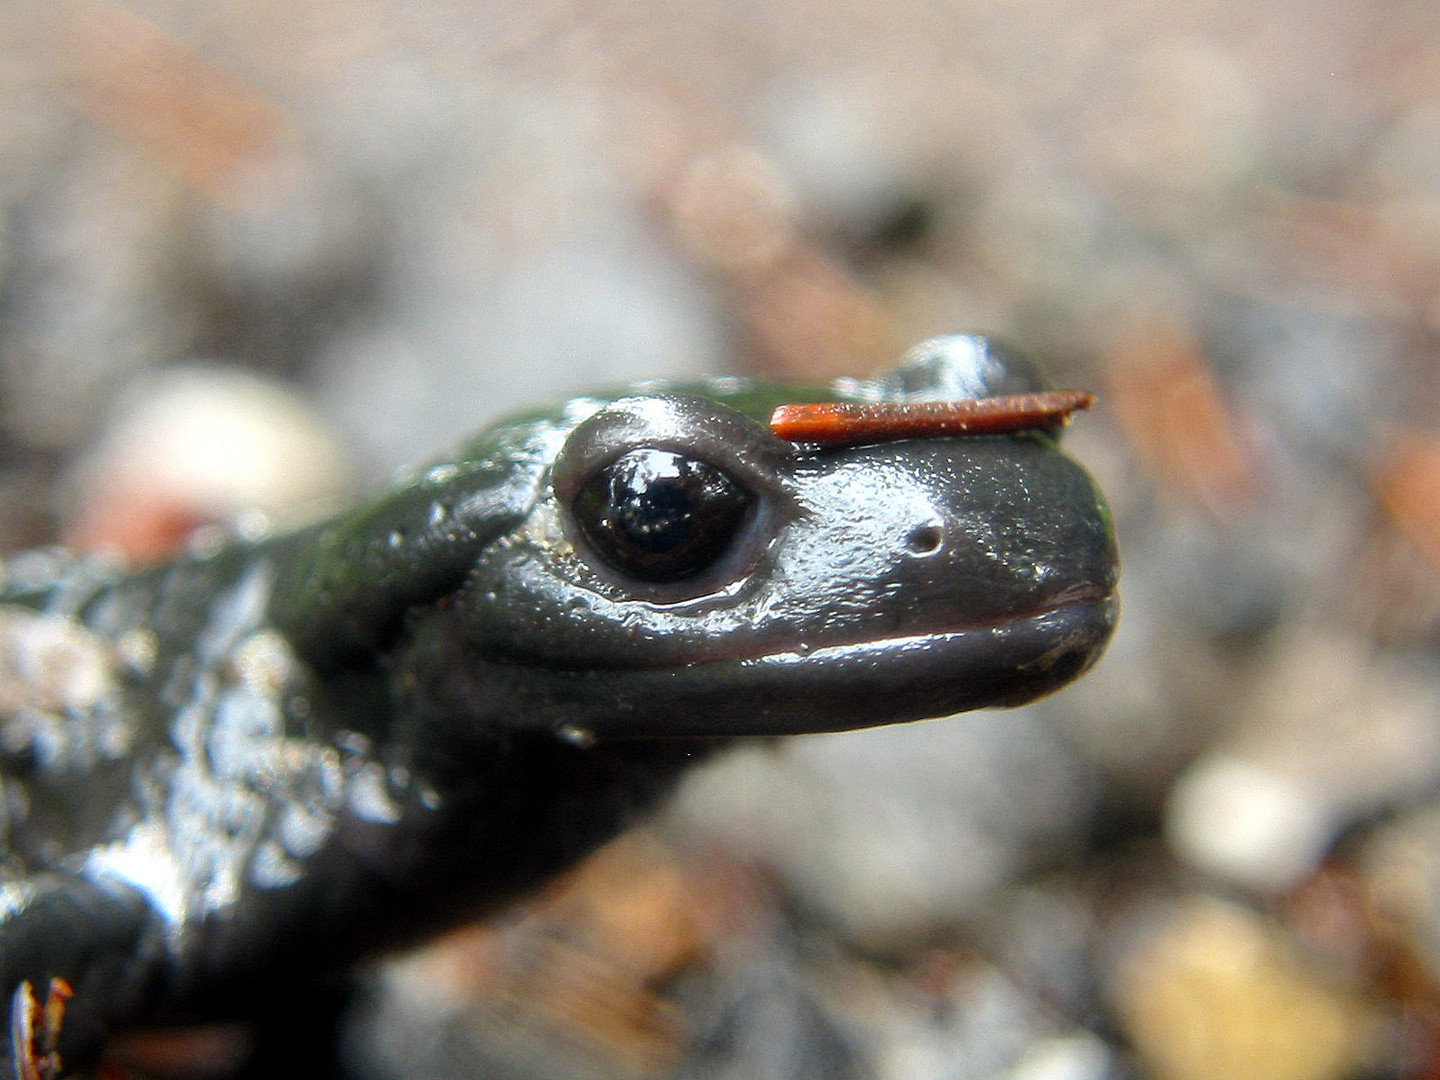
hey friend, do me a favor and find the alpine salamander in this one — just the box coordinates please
[0,334,1117,1074]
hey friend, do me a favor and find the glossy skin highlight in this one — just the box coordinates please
[0,335,1116,1074]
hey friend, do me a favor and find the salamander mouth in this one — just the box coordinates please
[514,594,1118,739]
[663,594,1116,736]
[703,583,1115,669]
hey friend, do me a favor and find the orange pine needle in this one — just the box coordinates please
[769,391,1094,445]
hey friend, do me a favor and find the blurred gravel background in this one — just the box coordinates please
[7,1,1440,1078]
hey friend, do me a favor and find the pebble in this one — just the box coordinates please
[1111,897,1386,1080]
[63,365,354,559]
[1166,628,1440,893]
[672,708,1096,953]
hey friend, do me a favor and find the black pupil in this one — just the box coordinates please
[574,449,752,582]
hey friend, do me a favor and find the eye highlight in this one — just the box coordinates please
[572,448,754,583]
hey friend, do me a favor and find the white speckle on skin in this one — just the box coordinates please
[0,881,36,921]
[0,547,425,949]
[317,748,344,802]
[198,566,274,663]
[335,731,372,757]
[250,840,304,888]
[423,463,462,486]
[4,551,64,594]
[701,375,753,397]
[83,821,191,931]
[185,526,229,560]
[560,397,605,425]
[558,724,596,749]
[0,605,137,770]
[233,510,273,544]
[231,630,298,696]
[277,799,333,859]
[207,686,283,780]
[348,761,403,825]
[118,563,357,925]
[0,608,115,713]
[114,629,158,677]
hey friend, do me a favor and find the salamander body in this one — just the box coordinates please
[0,335,1117,1074]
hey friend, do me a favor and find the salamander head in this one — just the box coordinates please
[431,336,1118,739]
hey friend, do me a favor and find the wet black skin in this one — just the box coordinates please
[440,393,1113,737]
[0,336,1117,1074]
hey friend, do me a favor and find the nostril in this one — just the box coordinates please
[904,521,944,556]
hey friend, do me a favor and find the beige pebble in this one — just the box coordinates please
[1113,897,1385,1080]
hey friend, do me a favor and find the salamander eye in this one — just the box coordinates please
[573,448,754,582]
